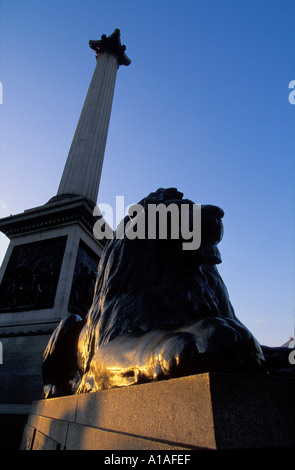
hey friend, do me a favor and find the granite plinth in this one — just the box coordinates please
[21,373,295,450]
[20,372,295,450]
[0,195,105,449]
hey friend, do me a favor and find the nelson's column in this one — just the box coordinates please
[0,29,131,448]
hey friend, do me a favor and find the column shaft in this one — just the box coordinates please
[57,53,118,204]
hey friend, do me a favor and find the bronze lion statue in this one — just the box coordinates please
[43,188,269,398]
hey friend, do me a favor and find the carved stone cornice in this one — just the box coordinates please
[0,322,58,337]
[0,195,108,244]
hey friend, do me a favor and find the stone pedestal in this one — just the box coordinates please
[20,373,295,450]
[0,195,105,449]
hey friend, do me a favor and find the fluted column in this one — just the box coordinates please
[57,29,131,204]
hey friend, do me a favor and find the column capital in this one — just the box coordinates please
[89,29,131,67]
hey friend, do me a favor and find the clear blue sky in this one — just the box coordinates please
[0,0,294,346]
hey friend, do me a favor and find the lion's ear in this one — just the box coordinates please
[162,188,184,200]
[202,205,224,219]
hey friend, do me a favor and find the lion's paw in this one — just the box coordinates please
[154,332,198,378]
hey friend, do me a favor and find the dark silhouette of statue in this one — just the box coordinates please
[42,188,293,398]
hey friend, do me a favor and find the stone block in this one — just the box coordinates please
[32,430,60,450]
[210,373,295,448]
[31,393,77,422]
[65,423,187,450]
[20,424,35,450]
[21,373,295,450]
[75,373,215,449]
[27,414,68,448]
